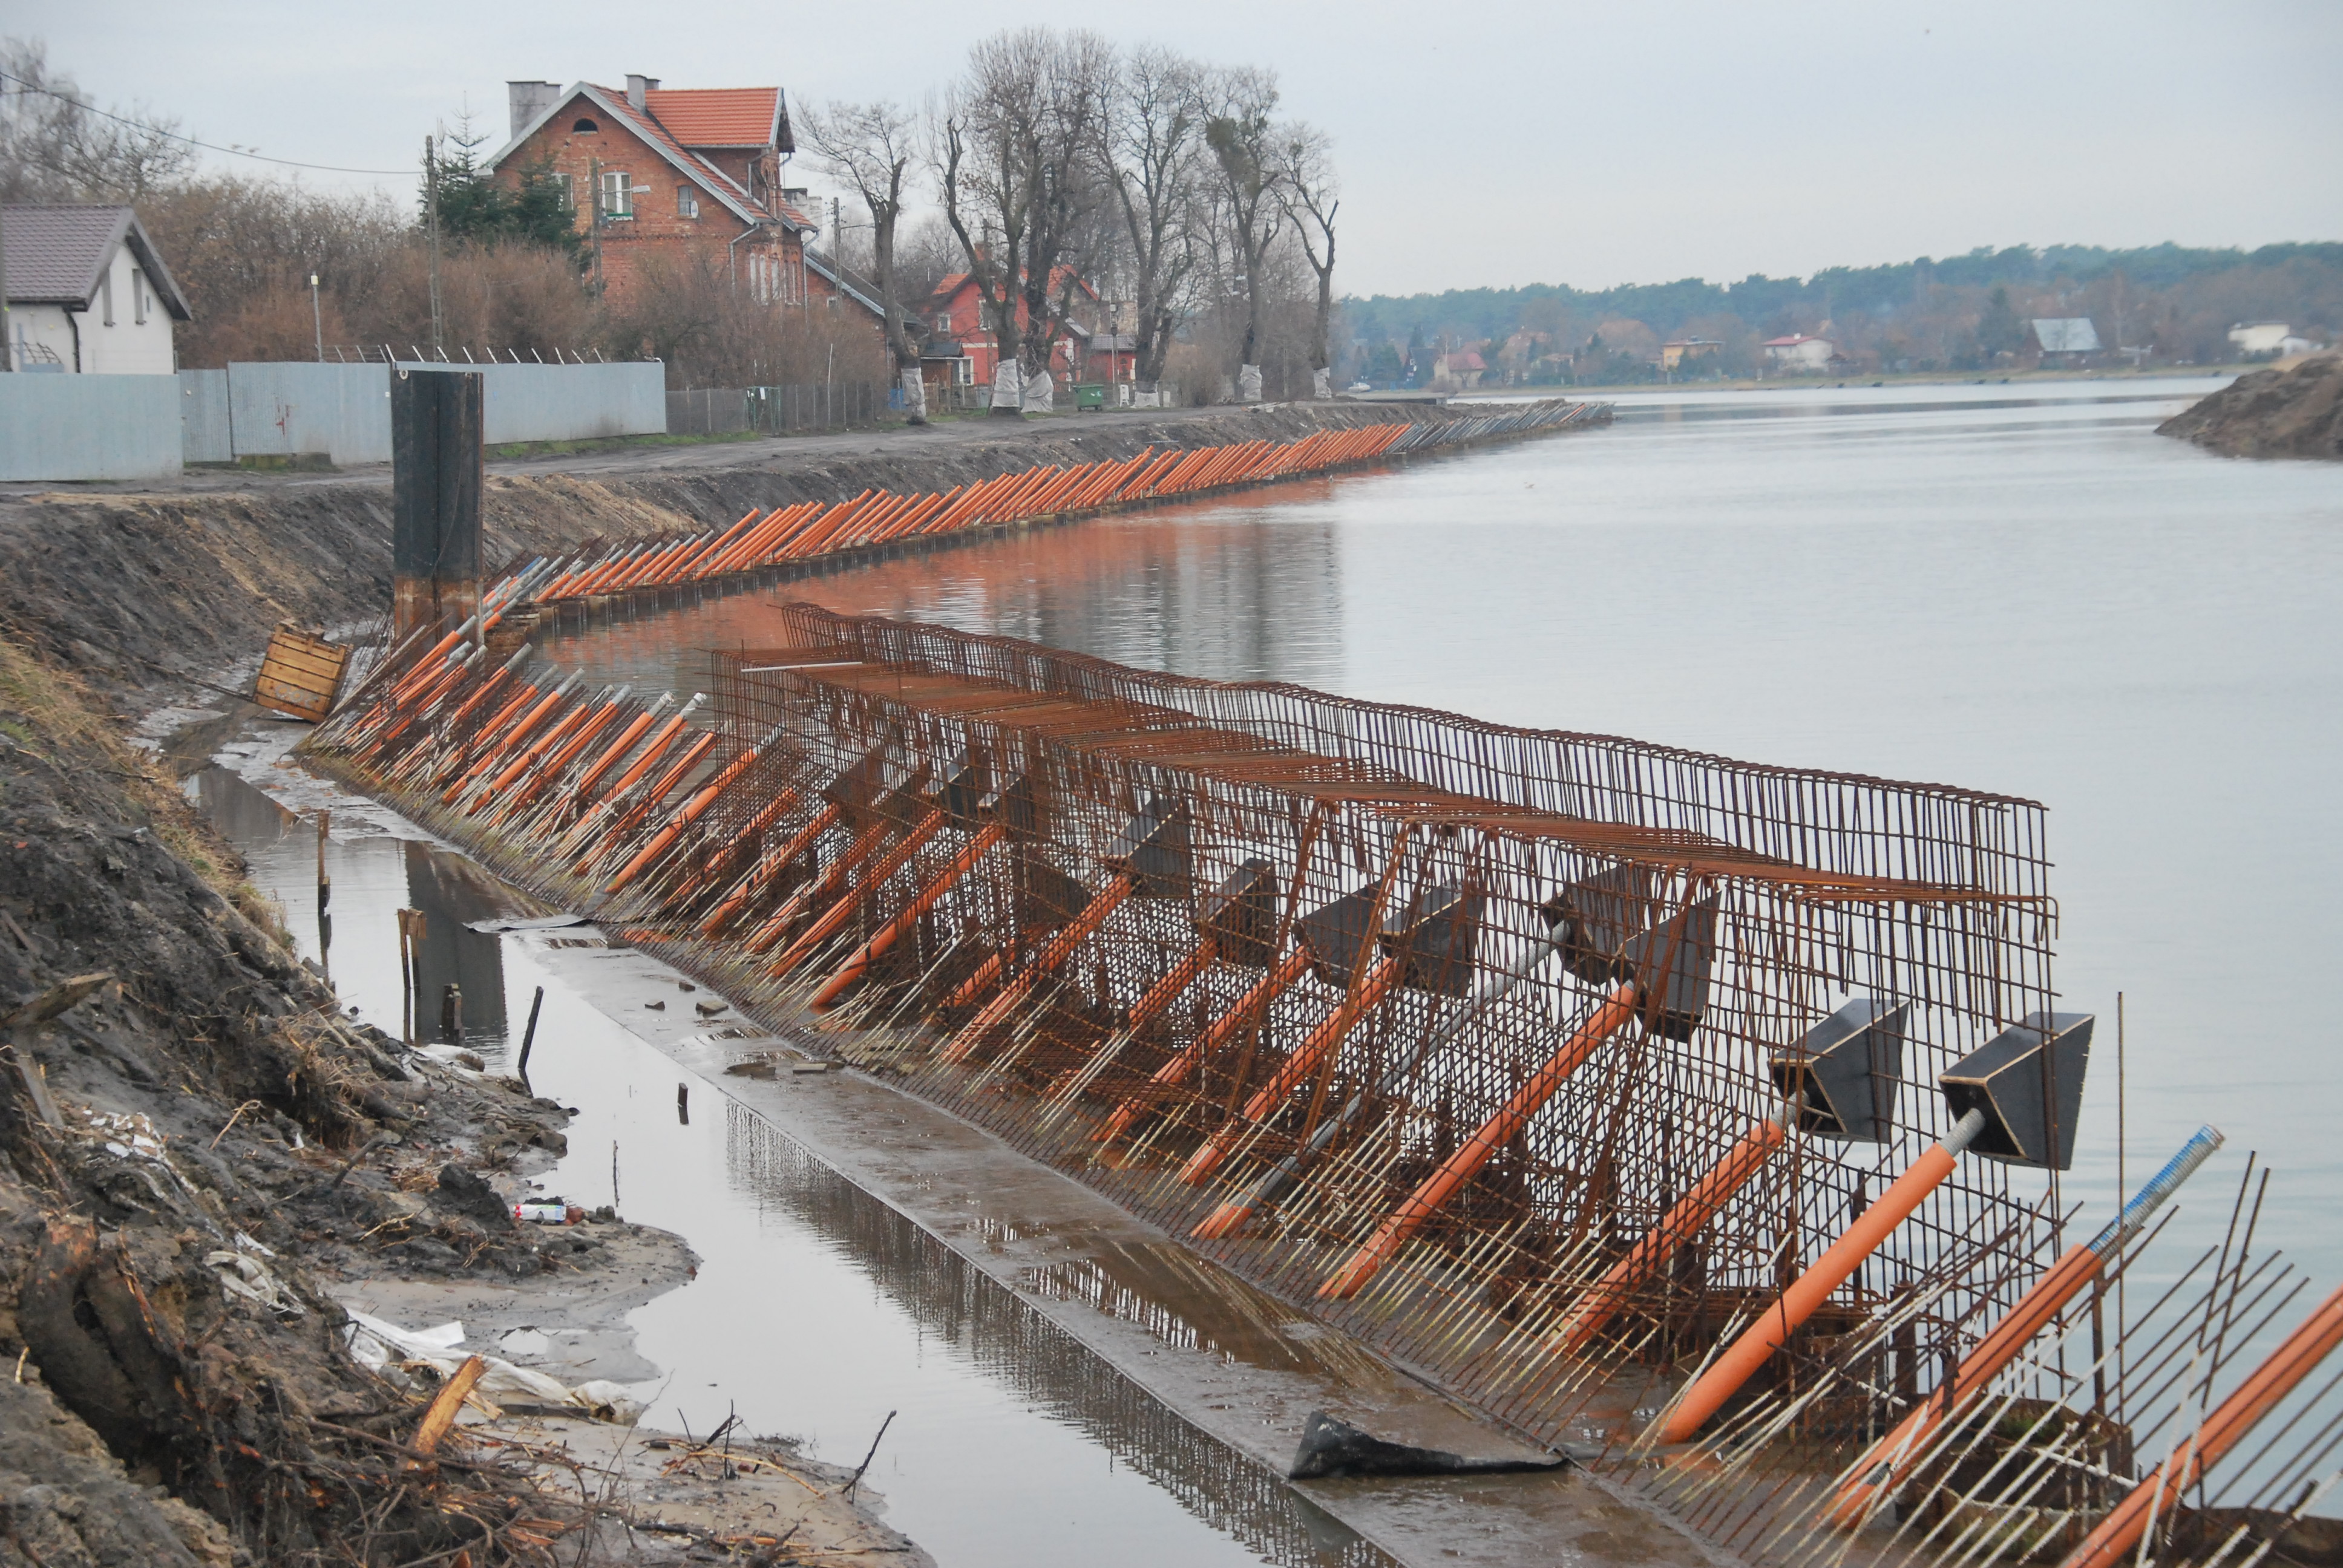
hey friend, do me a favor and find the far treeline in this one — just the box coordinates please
[0,32,1339,400]
[1346,242,2343,385]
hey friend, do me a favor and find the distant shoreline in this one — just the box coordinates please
[1405,366,2241,399]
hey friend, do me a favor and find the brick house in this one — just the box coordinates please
[918,267,1129,393]
[490,74,845,309]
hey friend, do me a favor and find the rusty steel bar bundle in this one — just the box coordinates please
[297,601,2339,1567]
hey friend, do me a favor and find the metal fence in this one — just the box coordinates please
[0,374,186,482]
[666,382,894,437]
[177,361,666,465]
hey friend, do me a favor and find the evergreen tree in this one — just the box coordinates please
[424,114,584,264]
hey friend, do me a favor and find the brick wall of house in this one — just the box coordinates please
[495,102,799,301]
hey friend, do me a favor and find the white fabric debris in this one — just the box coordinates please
[340,1309,641,1422]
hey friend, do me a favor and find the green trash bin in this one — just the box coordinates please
[1073,382,1106,411]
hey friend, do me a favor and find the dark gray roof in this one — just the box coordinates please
[2,204,192,321]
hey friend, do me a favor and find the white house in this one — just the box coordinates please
[2030,318,2102,362]
[2,205,189,374]
[2227,321,2313,359]
[1762,334,1835,373]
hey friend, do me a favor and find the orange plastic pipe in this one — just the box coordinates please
[749,814,898,956]
[705,802,839,937]
[1654,1107,1988,1444]
[811,822,1007,1011]
[770,808,951,975]
[569,708,662,801]
[658,785,804,909]
[1181,955,1403,1189]
[491,700,626,821]
[1829,1123,2227,1528]
[1320,982,1639,1298]
[1095,947,1310,1148]
[2057,1283,2343,1568]
[942,875,1135,1063]
[603,741,769,893]
[1548,1119,1788,1355]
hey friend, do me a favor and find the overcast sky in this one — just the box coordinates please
[13,1,2341,297]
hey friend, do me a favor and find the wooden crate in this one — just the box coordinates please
[252,623,350,724]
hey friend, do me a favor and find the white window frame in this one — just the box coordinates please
[100,267,114,327]
[131,267,148,325]
[677,184,699,219]
[599,169,633,220]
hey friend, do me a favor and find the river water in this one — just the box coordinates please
[536,376,2343,1286]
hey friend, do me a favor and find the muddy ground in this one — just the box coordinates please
[2158,352,2343,459]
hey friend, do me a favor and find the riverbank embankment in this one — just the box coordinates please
[0,399,1593,718]
[2158,353,2343,458]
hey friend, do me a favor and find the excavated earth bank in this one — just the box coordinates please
[0,399,1562,1565]
[2158,353,2343,459]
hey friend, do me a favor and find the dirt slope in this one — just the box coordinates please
[2158,354,2343,459]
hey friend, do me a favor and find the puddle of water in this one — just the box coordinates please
[191,757,1395,1568]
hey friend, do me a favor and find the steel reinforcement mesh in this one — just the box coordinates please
[308,601,2125,1563]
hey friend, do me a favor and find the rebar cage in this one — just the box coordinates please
[324,600,2338,1567]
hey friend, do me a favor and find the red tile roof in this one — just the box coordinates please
[643,87,780,148]
[589,87,809,230]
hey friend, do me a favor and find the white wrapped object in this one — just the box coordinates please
[1238,364,1263,402]
[1020,368,1055,413]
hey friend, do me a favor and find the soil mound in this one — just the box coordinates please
[2158,354,2343,459]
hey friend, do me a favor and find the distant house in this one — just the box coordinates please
[919,267,1112,393]
[488,75,844,309]
[1762,335,1833,373]
[2031,318,2102,364]
[2,204,189,373]
[1661,338,1723,372]
[2227,321,2315,359]
[1430,348,1486,390]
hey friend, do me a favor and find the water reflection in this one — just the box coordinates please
[727,1104,1391,1568]
[536,485,1351,693]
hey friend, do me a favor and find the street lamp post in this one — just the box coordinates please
[310,273,323,362]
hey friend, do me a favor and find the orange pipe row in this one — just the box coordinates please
[811,823,1009,1011]
[526,423,1418,604]
[942,875,1136,1063]
[769,808,951,975]
[1095,947,1311,1148]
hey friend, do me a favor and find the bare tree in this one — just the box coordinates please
[1102,45,1208,385]
[1277,122,1338,397]
[938,27,1114,413]
[802,98,925,417]
[1,38,195,201]
[1202,68,1283,400]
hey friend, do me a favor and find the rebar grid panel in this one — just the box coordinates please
[309,604,2322,1568]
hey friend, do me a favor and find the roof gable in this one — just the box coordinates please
[2031,317,2102,353]
[483,82,812,234]
[2,204,191,319]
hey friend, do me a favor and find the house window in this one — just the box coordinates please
[677,184,699,219]
[132,267,147,325]
[549,172,573,209]
[573,117,599,133]
[934,313,952,334]
[100,268,114,327]
[599,169,632,219]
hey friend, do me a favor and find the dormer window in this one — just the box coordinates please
[572,117,599,133]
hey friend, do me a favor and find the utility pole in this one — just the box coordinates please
[0,201,13,373]
[310,272,323,362]
[424,134,444,355]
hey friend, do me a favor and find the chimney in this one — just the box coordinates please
[506,80,559,140]
[626,74,658,110]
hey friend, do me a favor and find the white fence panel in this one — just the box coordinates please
[227,362,393,464]
[178,369,232,462]
[0,375,184,482]
[441,362,664,443]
